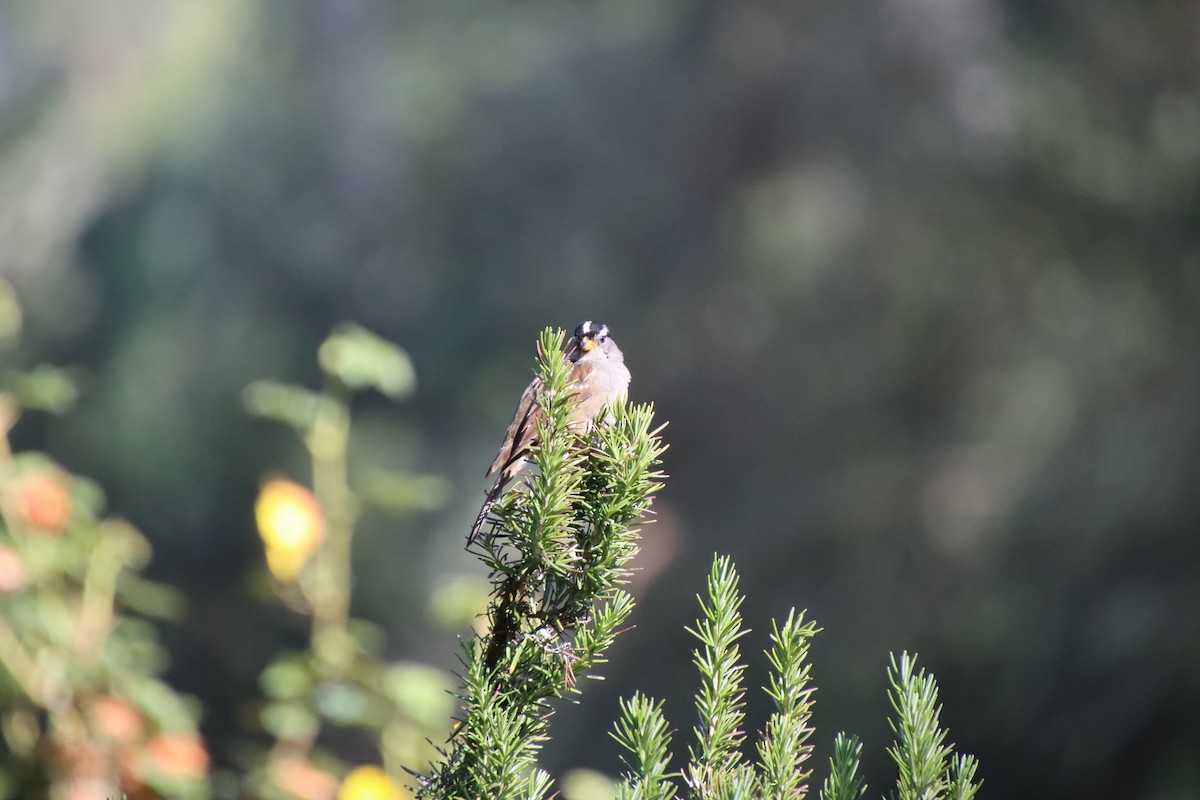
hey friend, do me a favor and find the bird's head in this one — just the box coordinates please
[569,320,611,362]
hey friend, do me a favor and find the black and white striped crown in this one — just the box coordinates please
[574,320,609,340]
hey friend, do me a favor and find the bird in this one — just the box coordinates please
[468,321,631,545]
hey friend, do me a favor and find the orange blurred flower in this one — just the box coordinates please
[255,479,324,581]
[142,732,209,780]
[338,765,407,800]
[273,755,339,800]
[15,468,71,533]
[89,695,144,746]
[0,544,25,593]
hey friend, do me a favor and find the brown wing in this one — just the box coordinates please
[470,377,542,545]
[486,376,543,481]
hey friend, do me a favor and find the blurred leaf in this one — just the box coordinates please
[95,518,153,568]
[0,766,19,800]
[359,470,452,514]
[561,768,619,800]
[118,677,201,730]
[0,709,39,758]
[66,475,108,526]
[318,324,415,400]
[244,380,330,431]
[313,682,374,726]
[32,592,75,644]
[0,393,17,433]
[259,656,314,701]
[117,574,187,620]
[7,366,78,414]
[0,280,21,347]
[103,619,172,674]
[347,618,386,656]
[428,574,490,630]
[261,701,319,741]
[16,535,84,582]
[381,662,454,728]
[312,625,357,670]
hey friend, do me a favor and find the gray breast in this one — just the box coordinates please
[571,357,630,431]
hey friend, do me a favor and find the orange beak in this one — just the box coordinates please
[579,337,596,352]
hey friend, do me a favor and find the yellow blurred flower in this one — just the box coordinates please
[256,479,324,581]
[338,765,407,800]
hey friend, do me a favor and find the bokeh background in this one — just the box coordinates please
[3,0,1200,797]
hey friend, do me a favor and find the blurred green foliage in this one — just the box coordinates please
[1,1,1198,798]
[0,288,208,800]
[244,325,453,799]
[607,558,980,800]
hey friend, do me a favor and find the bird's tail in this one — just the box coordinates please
[467,477,506,546]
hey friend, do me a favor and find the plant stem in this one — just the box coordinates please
[74,531,124,658]
[306,389,356,671]
[0,618,47,706]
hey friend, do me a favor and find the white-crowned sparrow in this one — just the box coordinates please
[468,321,631,544]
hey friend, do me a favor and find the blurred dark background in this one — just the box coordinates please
[3,1,1199,797]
